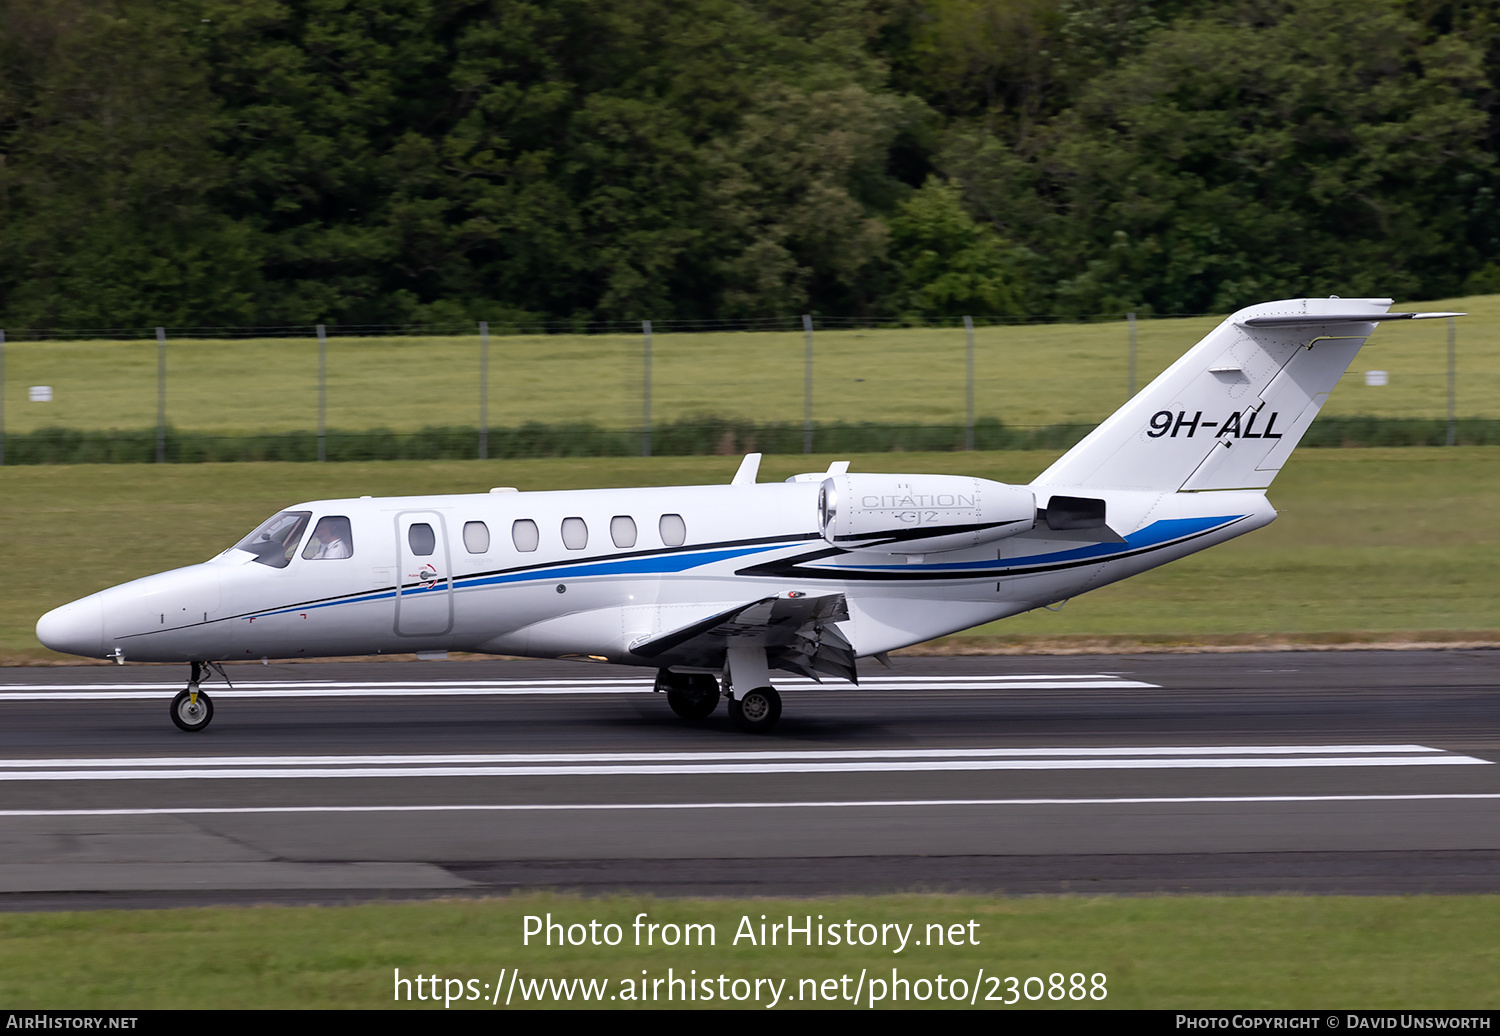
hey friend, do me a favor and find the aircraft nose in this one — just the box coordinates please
[36,597,105,658]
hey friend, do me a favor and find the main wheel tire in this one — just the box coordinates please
[170,687,214,732]
[666,674,720,719]
[728,685,781,733]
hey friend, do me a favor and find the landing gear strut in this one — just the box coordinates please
[170,660,229,733]
[655,669,721,720]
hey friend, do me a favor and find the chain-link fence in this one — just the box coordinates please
[0,310,1493,464]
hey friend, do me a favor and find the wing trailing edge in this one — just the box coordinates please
[628,593,857,683]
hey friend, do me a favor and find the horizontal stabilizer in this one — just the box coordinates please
[1241,311,1463,327]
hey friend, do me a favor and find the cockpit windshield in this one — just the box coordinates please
[231,511,312,568]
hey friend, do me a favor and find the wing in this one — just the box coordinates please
[627,593,857,683]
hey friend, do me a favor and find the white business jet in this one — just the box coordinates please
[36,297,1457,733]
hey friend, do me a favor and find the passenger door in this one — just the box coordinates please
[395,511,453,636]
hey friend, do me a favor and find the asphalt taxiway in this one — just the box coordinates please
[0,651,1495,907]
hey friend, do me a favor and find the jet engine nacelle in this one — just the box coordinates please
[818,474,1036,554]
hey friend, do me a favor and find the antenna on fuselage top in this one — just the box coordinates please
[732,453,762,486]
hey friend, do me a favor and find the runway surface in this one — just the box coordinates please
[0,651,1496,907]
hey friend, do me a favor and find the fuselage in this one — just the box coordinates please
[36,476,1274,668]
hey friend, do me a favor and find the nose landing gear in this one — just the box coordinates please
[170,660,230,732]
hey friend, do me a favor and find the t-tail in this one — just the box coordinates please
[1035,297,1461,493]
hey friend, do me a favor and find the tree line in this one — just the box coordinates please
[0,0,1495,329]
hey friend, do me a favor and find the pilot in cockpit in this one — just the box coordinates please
[303,516,353,560]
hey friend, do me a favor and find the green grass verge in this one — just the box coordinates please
[2,447,1497,663]
[2,294,1495,438]
[2,894,1496,1008]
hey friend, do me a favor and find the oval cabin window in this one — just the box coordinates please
[463,521,490,553]
[561,517,588,550]
[610,516,637,548]
[408,523,436,556]
[659,513,686,547]
[512,519,539,552]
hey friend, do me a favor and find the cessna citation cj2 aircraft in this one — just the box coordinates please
[37,297,1458,733]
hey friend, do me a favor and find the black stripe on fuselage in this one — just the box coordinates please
[735,517,1247,582]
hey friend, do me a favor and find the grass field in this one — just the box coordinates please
[2,446,1496,663]
[1,295,1496,437]
[2,893,1496,1008]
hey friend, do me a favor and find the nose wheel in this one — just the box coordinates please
[171,686,214,732]
[170,661,227,732]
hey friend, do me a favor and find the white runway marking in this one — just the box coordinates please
[0,673,1159,701]
[0,744,1451,768]
[3,793,1499,818]
[0,744,1485,780]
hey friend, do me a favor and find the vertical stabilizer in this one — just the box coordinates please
[1033,298,1445,492]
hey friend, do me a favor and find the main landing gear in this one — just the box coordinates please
[171,660,230,733]
[651,668,780,734]
[655,648,786,734]
[654,669,721,720]
[727,685,782,734]
[724,644,782,734]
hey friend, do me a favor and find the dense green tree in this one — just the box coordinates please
[2,0,1499,328]
[0,0,914,326]
[887,177,1036,317]
[0,0,261,327]
[942,0,1493,314]
[195,0,910,324]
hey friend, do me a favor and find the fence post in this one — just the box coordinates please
[642,320,652,457]
[0,329,5,467]
[479,321,489,460]
[1447,316,1456,447]
[802,314,814,455]
[156,327,166,463]
[963,315,975,451]
[1127,312,1137,399]
[316,324,327,463]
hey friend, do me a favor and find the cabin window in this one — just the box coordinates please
[408,523,436,556]
[561,516,588,550]
[463,521,490,553]
[232,511,311,569]
[512,519,539,552]
[302,516,353,559]
[610,515,637,548]
[659,513,686,547]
